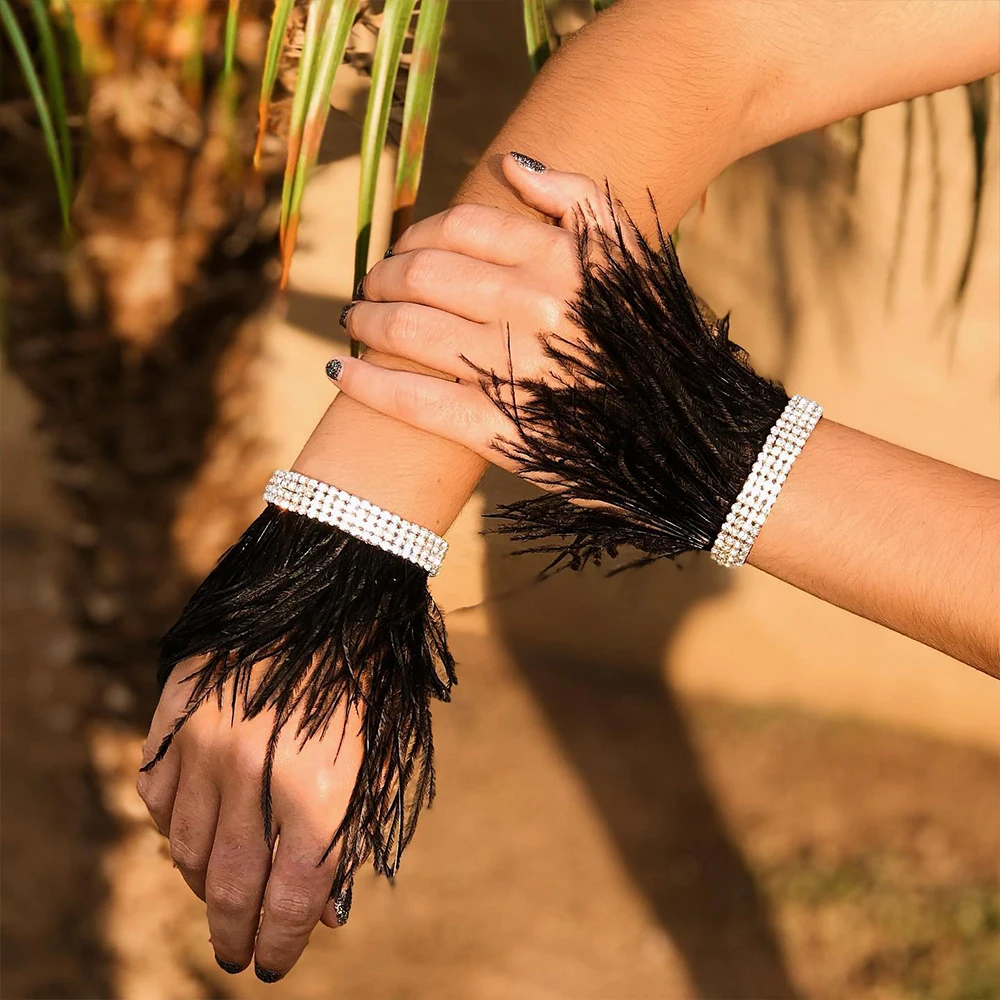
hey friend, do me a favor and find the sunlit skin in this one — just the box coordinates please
[138,0,1000,980]
[333,158,1000,675]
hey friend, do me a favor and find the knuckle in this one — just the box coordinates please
[571,171,602,200]
[231,739,265,780]
[267,886,316,929]
[389,380,422,424]
[170,837,206,874]
[206,877,255,917]
[440,204,477,240]
[382,304,420,352]
[402,248,436,289]
[534,291,566,330]
[135,771,155,804]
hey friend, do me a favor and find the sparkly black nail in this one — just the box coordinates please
[326,359,343,381]
[339,304,351,328]
[383,246,394,259]
[255,964,284,984]
[334,881,353,926]
[215,956,243,975]
[510,150,546,173]
[354,277,366,300]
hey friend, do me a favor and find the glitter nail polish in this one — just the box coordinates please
[510,150,546,173]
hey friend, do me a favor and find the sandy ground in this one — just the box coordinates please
[3,440,1000,999]
[3,5,1000,999]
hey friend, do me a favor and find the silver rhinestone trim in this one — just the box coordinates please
[263,470,448,576]
[710,395,823,568]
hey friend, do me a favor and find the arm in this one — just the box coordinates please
[751,420,1000,673]
[138,0,1000,980]
[328,163,1000,676]
[297,0,999,528]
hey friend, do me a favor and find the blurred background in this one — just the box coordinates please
[2,2,999,999]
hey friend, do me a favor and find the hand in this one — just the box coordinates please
[137,667,360,981]
[331,152,615,476]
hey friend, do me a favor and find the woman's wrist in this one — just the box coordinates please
[748,418,1000,673]
[293,393,484,534]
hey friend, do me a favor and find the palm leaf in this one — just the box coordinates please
[280,0,358,287]
[1,0,72,231]
[522,0,552,72]
[28,0,72,184]
[178,0,207,106]
[353,0,417,354]
[254,0,295,168]
[53,0,86,103]
[278,0,331,258]
[392,0,449,242]
[222,0,240,79]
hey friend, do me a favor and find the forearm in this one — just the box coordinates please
[751,420,1000,675]
[296,0,755,528]
[740,0,1000,157]
[296,0,999,531]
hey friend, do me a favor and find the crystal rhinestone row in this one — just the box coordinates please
[710,395,823,568]
[264,470,448,576]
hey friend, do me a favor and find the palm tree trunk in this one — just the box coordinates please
[1,4,282,698]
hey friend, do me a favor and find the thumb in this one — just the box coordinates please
[502,151,618,233]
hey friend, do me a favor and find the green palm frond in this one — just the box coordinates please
[522,0,552,73]
[278,0,356,284]
[223,0,241,79]
[1,0,72,231]
[393,0,449,239]
[353,0,417,343]
[254,0,295,168]
[28,0,72,183]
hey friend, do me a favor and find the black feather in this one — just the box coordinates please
[142,504,456,897]
[486,211,789,573]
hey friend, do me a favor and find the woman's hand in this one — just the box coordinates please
[137,668,360,981]
[134,154,610,982]
[331,153,612,473]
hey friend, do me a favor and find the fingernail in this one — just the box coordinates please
[334,881,353,926]
[383,246,394,259]
[326,358,344,381]
[255,963,284,984]
[339,303,352,328]
[215,956,243,975]
[354,277,366,300]
[510,150,546,173]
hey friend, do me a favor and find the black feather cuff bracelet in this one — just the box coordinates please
[143,504,456,897]
[486,215,791,572]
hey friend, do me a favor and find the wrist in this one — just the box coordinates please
[294,394,484,533]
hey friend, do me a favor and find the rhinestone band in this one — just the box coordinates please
[264,470,448,576]
[710,395,823,568]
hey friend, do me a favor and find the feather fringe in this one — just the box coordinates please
[142,504,456,897]
[486,210,789,572]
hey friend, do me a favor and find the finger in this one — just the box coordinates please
[391,202,566,266]
[168,767,222,902]
[136,740,180,836]
[205,781,273,974]
[344,302,503,381]
[326,356,514,468]
[503,152,618,233]
[358,249,510,324]
[136,670,195,835]
[252,828,340,983]
[320,878,353,929]
[252,701,365,981]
